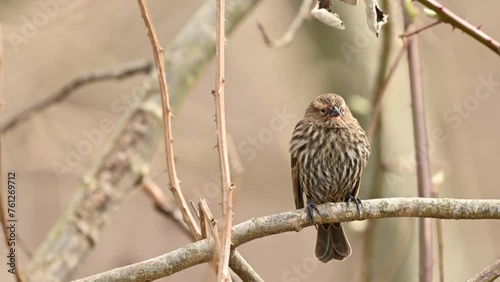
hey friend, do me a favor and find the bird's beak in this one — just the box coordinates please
[329,106,341,117]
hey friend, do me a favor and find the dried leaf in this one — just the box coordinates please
[363,0,388,37]
[311,2,346,30]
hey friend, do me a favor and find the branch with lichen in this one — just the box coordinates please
[72,197,500,282]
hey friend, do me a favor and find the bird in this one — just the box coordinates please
[289,93,370,263]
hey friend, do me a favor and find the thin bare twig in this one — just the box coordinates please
[0,24,25,282]
[402,2,434,281]
[73,197,500,282]
[399,20,441,38]
[1,59,152,133]
[199,200,222,257]
[144,180,242,282]
[198,199,226,281]
[138,4,260,282]
[257,0,313,48]
[416,0,500,56]
[198,202,208,239]
[142,177,192,238]
[137,0,201,240]
[435,209,444,282]
[214,0,234,280]
[467,258,500,282]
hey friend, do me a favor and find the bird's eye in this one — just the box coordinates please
[320,108,327,115]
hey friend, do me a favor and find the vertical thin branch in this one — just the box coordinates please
[136,0,201,239]
[432,189,444,282]
[214,0,234,280]
[0,24,25,282]
[435,211,444,282]
[401,3,434,282]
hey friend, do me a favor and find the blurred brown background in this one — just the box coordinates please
[1,0,499,281]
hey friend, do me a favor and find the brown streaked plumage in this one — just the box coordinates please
[290,93,370,263]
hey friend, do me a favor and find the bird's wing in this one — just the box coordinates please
[291,156,304,209]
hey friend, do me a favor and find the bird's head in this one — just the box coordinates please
[304,93,354,127]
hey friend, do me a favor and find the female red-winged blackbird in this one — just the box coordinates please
[290,93,370,263]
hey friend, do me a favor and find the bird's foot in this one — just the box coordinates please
[306,198,322,229]
[345,194,362,214]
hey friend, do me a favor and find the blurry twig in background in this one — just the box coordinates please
[142,177,192,238]
[26,1,262,281]
[1,59,153,133]
[399,20,441,39]
[214,0,235,280]
[467,258,500,282]
[402,1,434,281]
[416,0,500,56]
[137,0,201,240]
[0,24,25,282]
[257,0,313,48]
[72,197,500,282]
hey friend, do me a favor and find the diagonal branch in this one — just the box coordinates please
[416,0,500,56]
[142,177,192,238]
[73,197,500,282]
[467,258,500,282]
[1,59,152,133]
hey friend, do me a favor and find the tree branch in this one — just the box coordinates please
[26,1,262,281]
[416,0,500,56]
[137,0,201,240]
[467,258,500,282]
[1,59,152,133]
[214,0,234,280]
[73,198,500,282]
[402,3,434,281]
